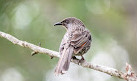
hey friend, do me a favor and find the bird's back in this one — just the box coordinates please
[60,25,91,56]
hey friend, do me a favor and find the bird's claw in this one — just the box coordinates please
[72,56,77,59]
[78,56,85,65]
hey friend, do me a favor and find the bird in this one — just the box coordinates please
[54,17,92,75]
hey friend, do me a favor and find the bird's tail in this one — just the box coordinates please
[55,46,73,75]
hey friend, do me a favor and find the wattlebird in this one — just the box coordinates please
[54,17,92,75]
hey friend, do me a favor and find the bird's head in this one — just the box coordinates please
[54,17,85,29]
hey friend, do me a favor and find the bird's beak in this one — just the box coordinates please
[54,22,62,26]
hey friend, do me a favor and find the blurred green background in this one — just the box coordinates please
[0,0,137,81]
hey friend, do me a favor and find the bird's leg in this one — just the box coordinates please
[81,55,85,60]
[72,56,77,59]
[71,56,82,65]
[77,55,85,65]
[72,55,85,65]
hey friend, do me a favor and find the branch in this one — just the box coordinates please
[0,31,137,81]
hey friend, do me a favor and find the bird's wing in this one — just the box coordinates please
[70,29,91,54]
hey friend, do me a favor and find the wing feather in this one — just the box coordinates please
[70,30,91,54]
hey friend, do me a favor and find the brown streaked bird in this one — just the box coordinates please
[54,17,92,75]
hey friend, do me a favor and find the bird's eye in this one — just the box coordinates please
[64,20,69,24]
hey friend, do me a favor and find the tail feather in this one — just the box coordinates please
[55,46,73,75]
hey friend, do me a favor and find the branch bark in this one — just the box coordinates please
[0,31,137,81]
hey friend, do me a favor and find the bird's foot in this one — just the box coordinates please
[72,56,77,59]
[78,55,85,65]
[81,55,85,60]
[71,56,85,65]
